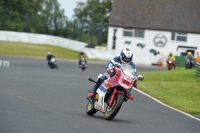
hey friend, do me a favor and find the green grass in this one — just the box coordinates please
[0,41,106,62]
[0,41,80,60]
[138,68,200,115]
[1,41,200,117]
[0,41,108,62]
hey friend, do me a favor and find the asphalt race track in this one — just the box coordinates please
[0,56,199,133]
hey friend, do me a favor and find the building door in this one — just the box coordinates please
[177,46,197,56]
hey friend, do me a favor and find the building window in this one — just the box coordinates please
[171,32,187,42]
[135,29,145,38]
[123,29,145,38]
[123,30,133,37]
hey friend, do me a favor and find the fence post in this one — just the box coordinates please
[98,23,103,46]
[73,19,76,39]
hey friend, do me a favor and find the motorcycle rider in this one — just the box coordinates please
[185,51,195,68]
[78,52,87,67]
[196,52,200,65]
[88,48,137,100]
[46,52,55,67]
[167,52,176,69]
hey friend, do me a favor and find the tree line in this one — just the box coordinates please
[0,0,112,46]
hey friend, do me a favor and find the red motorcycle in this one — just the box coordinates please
[86,64,144,120]
[167,58,175,70]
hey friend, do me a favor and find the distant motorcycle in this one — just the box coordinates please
[185,58,193,69]
[48,58,58,69]
[167,58,175,70]
[79,57,87,71]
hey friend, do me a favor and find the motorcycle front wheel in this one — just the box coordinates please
[86,101,97,116]
[82,67,85,71]
[168,65,172,70]
[105,94,124,120]
[186,64,189,69]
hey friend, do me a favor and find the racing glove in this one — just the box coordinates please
[137,75,144,81]
[107,64,117,74]
[114,62,121,68]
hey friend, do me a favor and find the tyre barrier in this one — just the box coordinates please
[196,63,200,78]
[175,56,185,67]
[0,60,10,67]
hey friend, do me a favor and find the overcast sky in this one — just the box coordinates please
[57,0,86,19]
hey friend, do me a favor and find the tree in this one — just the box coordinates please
[0,0,112,45]
[73,0,112,45]
[0,0,66,35]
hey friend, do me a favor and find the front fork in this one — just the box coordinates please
[108,88,124,105]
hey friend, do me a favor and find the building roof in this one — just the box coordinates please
[109,0,200,33]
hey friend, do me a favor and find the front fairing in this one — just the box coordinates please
[81,58,86,64]
[50,58,56,64]
[103,64,136,91]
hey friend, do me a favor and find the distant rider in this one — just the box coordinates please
[78,52,87,67]
[167,52,176,69]
[196,52,200,65]
[46,52,55,67]
[185,52,195,68]
[88,48,139,100]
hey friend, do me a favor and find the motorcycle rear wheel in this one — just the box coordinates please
[86,101,97,116]
[105,94,124,120]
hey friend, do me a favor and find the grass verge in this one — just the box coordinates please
[0,41,80,60]
[0,41,108,62]
[137,67,200,116]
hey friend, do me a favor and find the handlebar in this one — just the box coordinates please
[88,77,97,83]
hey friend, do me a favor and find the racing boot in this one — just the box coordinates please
[128,95,134,100]
[88,92,95,97]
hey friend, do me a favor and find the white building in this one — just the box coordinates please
[107,0,200,65]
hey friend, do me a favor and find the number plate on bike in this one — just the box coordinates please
[120,76,133,89]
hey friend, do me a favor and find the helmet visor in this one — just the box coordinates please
[123,57,132,63]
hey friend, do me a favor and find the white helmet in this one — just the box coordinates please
[120,48,133,63]
[47,52,51,55]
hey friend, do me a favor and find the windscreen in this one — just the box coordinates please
[120,64,137,79]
